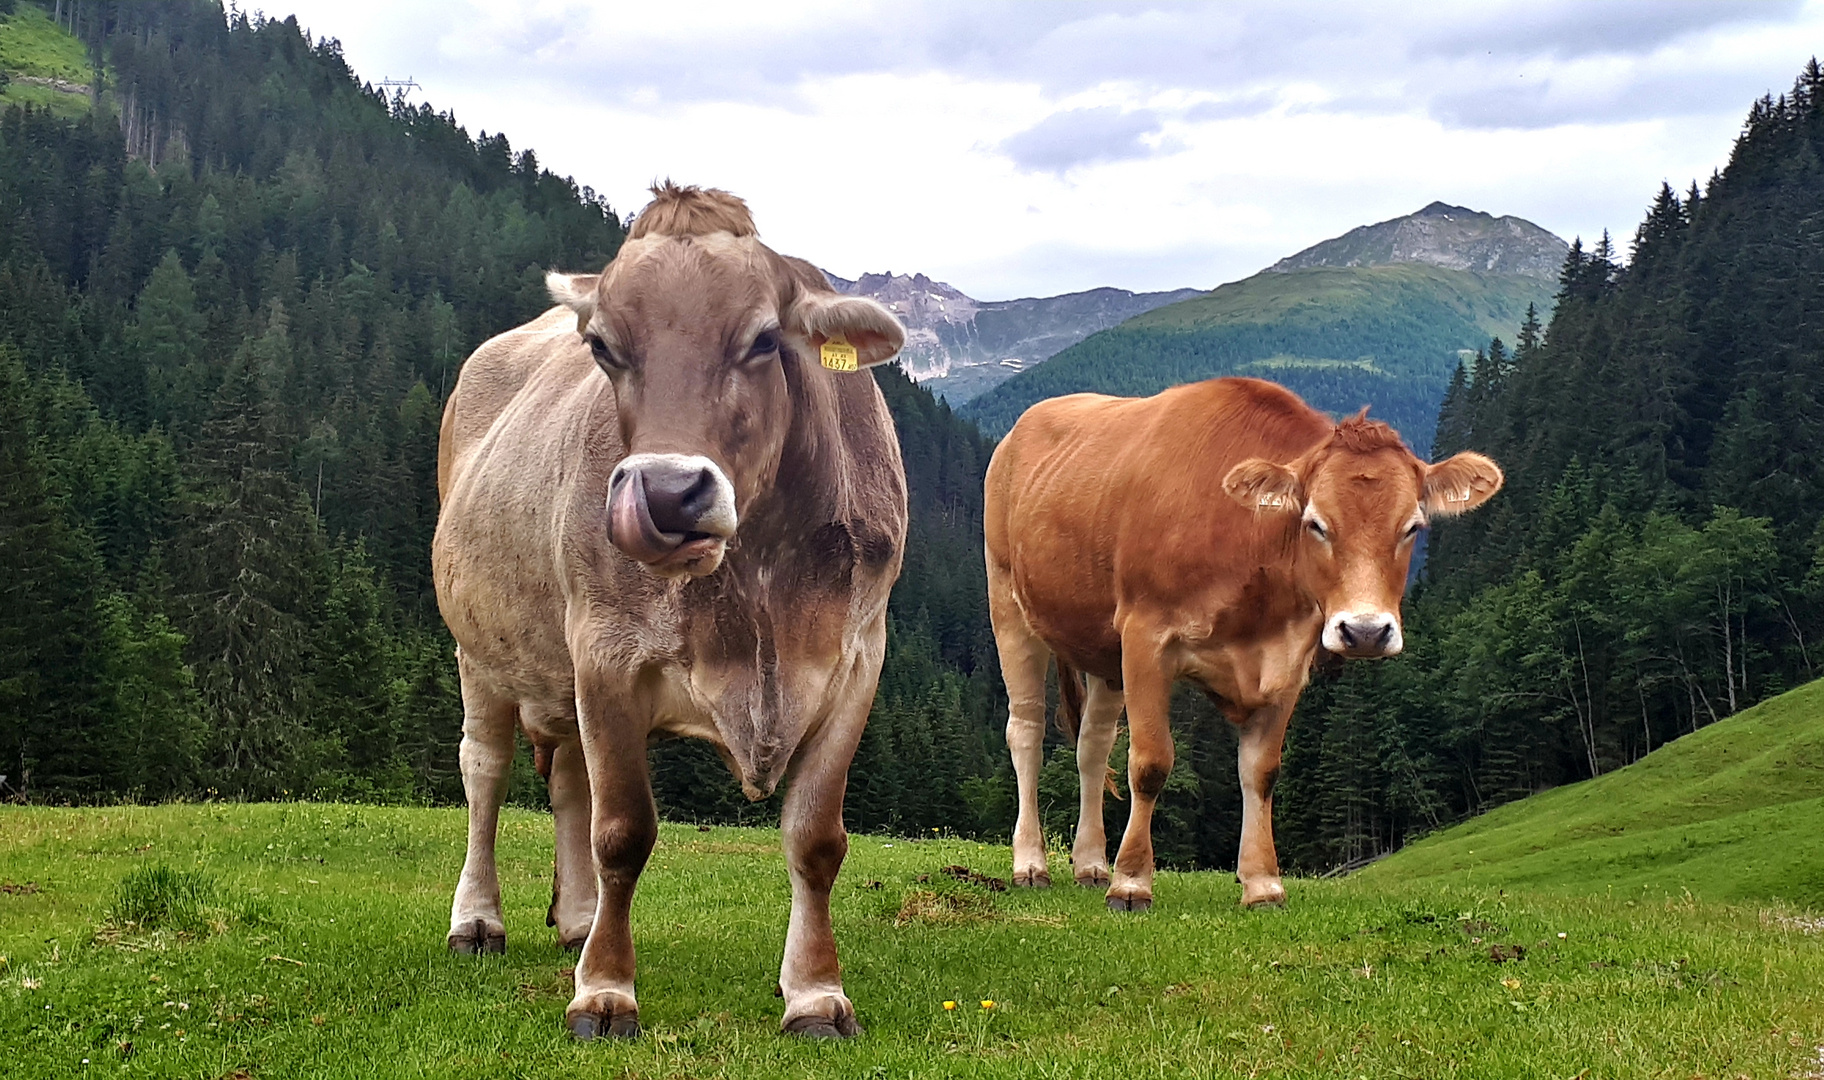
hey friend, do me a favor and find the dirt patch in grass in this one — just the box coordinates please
[895,887,997,927]
[0,880,41,895]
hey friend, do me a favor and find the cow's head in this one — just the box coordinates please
[549,183,903,579]
[1222,413,1502,658]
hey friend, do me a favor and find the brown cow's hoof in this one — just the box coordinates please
[569,1012,640,1040]
[783,997,862,1039]
[1012,868,1052,889]
[1106,893,1153,912]
[1074,867,1111,887]
[447,919,505,954]
[559,936,588,954]
[1240,878,1287,908]
[784,1014,862,1039]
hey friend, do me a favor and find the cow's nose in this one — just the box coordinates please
[1329,612,1403,657]
[638,462,719,535]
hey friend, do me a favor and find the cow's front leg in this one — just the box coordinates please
[989,566,1052,887]
[566,672,655,1040]
[1107,642,1172,912]
[777,693,870,1038]
[449,654,515,954]
[1234,696,1295,908]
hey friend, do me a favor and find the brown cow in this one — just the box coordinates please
[984,377,1501,910]
[432,183,908,1039]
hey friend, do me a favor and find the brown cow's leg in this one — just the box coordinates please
[547,736,597,950]
[1235,697,1295,908]
[988,559,1052,888]
[448,654,515,954]
[566,674,655,1040]
[1107,647,1172,912]
[1071,676,1123,887]
[776,691,870,1039]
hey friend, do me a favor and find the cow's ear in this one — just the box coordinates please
[1223,458,1304,513]
[546,272,600,333]
[787,292,905,370]
[1422,452,1504,517]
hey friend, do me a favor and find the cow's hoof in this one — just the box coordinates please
[559,935,588,954]
[1012,868,1052,889]
[1105,888,1153,912]
[1241,879,1287,908]
[782,995,861,1039]
[1074,867,1111,887]
[569,1012,640,1040]
[447,918,505,954]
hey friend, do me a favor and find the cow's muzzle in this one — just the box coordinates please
[1322,611,1403,658]
[607,454,737,577]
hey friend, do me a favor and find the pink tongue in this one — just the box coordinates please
[609,474,681,563]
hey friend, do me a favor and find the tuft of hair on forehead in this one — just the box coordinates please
[1327,407,1410,456]
[627,180,757,240]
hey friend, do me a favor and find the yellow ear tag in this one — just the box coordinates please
[820,335,860,372]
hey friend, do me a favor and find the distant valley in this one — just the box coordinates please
[825,270,1202,405]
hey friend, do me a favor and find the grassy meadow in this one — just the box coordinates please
[1,801,1820,1079]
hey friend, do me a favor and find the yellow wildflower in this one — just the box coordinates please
[980,1000,995,1010]
[942,1000,956,1011]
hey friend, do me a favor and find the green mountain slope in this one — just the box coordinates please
[1360,678,1824,905]
[0,3,93,118]
[959,263,1555,454]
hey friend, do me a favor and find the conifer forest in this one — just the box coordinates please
[7,0,1824,874]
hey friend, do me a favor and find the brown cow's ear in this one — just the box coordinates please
[788,293,906,370]
[546,272,600,333]
[1223,458,1304,513]
[1422,452,1504,517]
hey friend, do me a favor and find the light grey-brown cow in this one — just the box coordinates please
[432,183,908,1039]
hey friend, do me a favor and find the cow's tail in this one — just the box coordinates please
[1054,657,1085,744]
[1054,658,1123,799]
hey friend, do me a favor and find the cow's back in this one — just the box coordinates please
[986,378,1334,677]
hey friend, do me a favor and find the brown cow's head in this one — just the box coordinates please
[1222,413,1502,658]
[548,183,903,579]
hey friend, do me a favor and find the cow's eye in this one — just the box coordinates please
[1403,522,1423,541]
[1306,519,1328,541]
[744,329,780,364]
[586,335,625,371]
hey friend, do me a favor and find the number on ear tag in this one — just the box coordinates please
[820,336,859,371]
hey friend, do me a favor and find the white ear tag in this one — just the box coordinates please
[820,335,859,372]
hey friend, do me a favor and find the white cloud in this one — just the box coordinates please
[280,0,1824,298]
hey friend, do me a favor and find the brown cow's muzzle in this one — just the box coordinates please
[607,453,737,578]
[1322,611,1404,658]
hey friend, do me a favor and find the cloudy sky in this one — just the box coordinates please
[276,0,1823,300]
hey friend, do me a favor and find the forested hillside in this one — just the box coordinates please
[0,1,1008,829]
[1274,61,1824,872]
[960,262,1554,455]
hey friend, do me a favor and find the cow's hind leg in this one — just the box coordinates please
[449,652,515,954]
[989,557,1051,888]
[544,731,596,950]
[1071,676,1124,887]
[1234,696,1295,908]
[566,670,654,1040]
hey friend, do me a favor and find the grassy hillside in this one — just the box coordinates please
[1364,679,1824,906]
[959,264,1554,452]
[1,804,1820,1077]
[0,4,92,118]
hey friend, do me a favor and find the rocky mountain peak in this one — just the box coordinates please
[1268,204,1568,279]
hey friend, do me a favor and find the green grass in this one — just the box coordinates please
[2,803,1820,1077]
[1366,679,1824,906]
[0,3,92,117]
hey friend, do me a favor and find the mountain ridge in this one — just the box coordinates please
[1268,201,1568,279]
